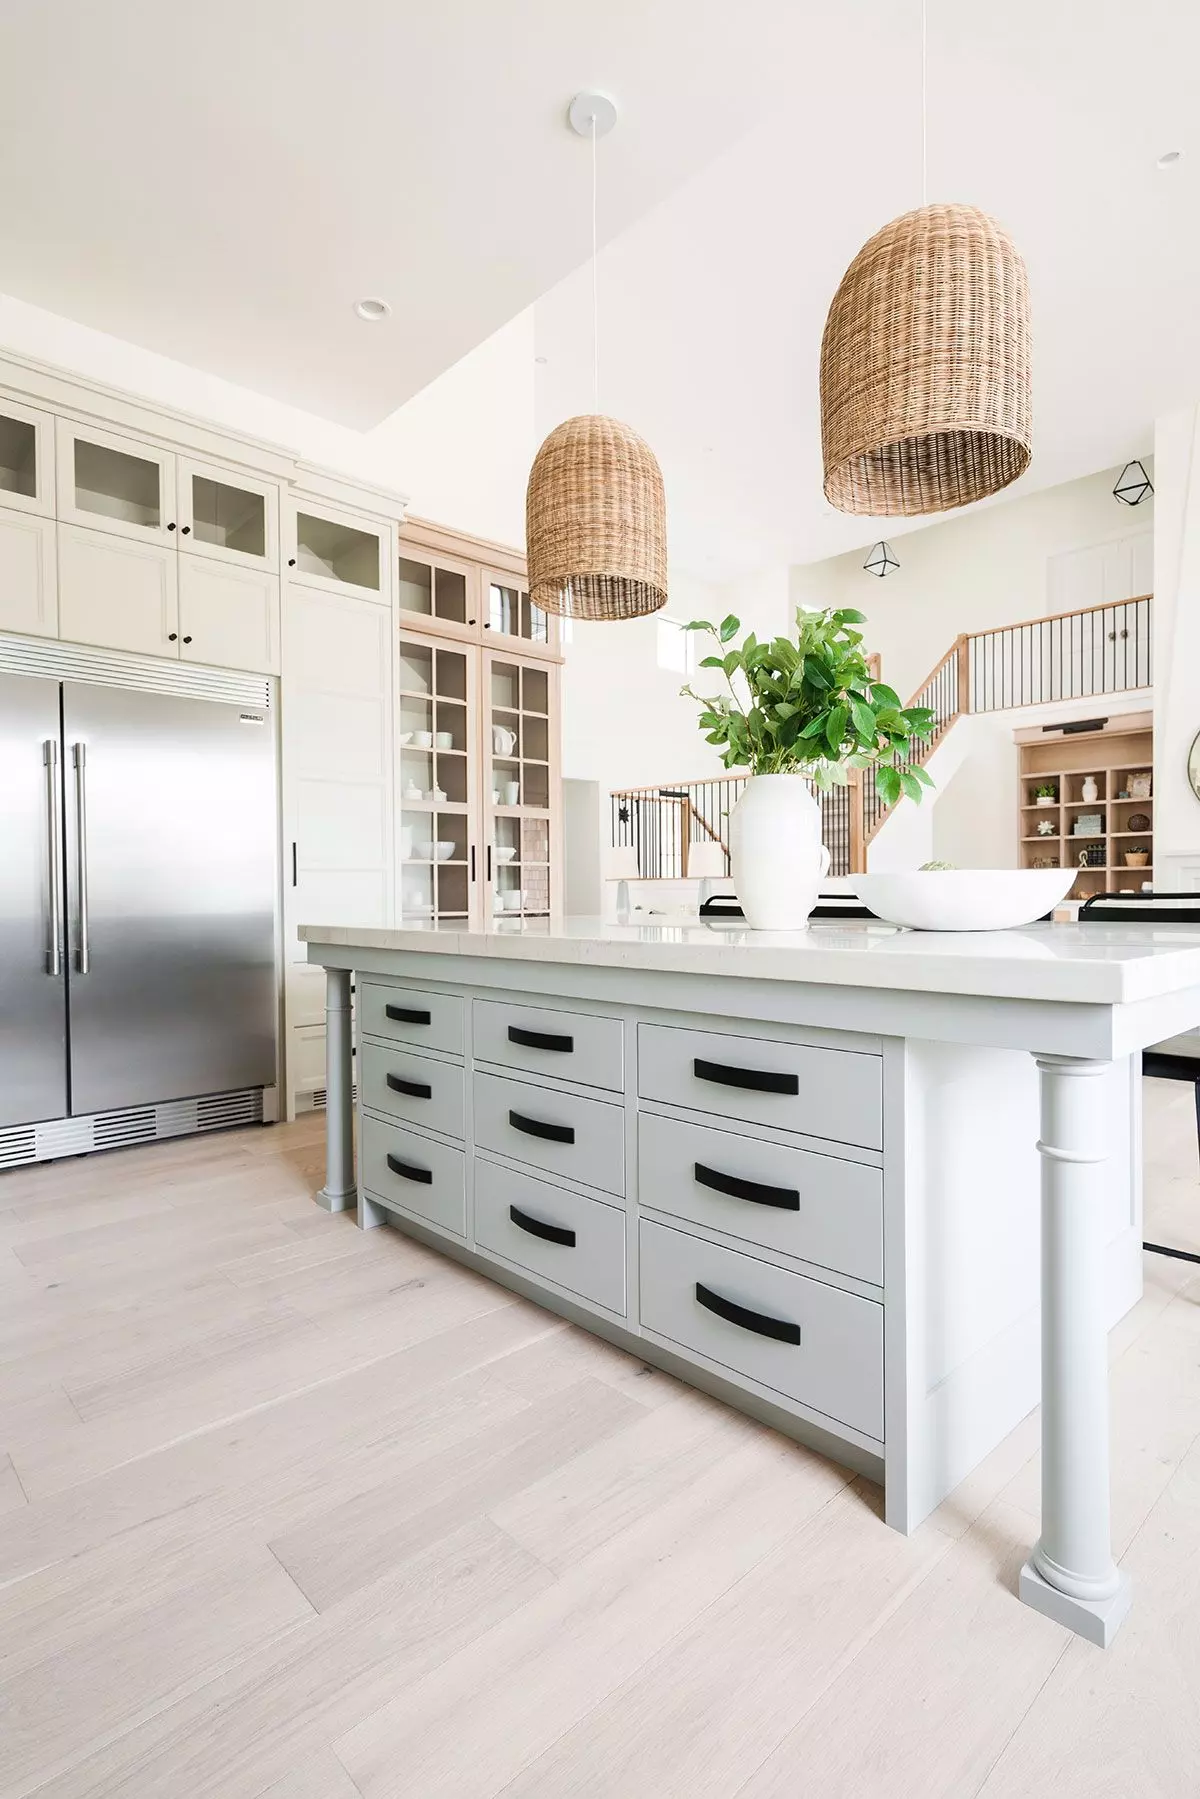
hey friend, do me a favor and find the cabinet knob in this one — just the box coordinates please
[182,635,193,645]
[287,557,296,568]
[168,632,178,642]
[181,525,191,535]
[166,521,176,532]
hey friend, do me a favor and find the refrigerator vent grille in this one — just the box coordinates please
[0,636,272,709]
[308,1083,357,1113]
[0,1089,265,1168]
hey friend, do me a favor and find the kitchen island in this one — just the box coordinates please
[301,915,1200,1647]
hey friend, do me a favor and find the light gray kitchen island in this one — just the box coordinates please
[300,914,1200,1647]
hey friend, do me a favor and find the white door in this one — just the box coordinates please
[284,498,392,604]
[57,523,179,656]
[177,457,280,572]
[0,511,57,637]
[0,396,55,517]
[55,419,177,545]
[179,559,280,674]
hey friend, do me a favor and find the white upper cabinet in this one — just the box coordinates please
[177,458,280,572]
[57,524,179,656]
[0,397,54,517]
[179,559,279,675]
[285,498,393,603]
[55,419,177,545]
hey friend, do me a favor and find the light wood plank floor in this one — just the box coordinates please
[0,1082,1197,1798]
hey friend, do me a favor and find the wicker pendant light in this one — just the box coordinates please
[525,93,668,621]
[820,202,1031,517]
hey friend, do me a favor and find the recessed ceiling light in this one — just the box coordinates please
[1157,149,1182,169]
[354,297,391,322]
[534,355,548,365]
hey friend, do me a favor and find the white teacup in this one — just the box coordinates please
[502,781,520,806]
[413,730,434,749]
[435,731,453,749]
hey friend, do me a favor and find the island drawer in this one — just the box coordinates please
[360,1115,465,1238]
[638,1111,883,1286]
[358,981,463,1058]
[474,998,623,1093]
[639,1219,884,1440]
[637,1023,882,1151]
[475,1159,626,1315]
[360,1041,465,1141]
[473,1071,625,1198]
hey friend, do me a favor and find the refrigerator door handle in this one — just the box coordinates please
[72,742,90,975]
[43,739,63,977]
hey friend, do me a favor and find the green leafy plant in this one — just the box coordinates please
[1034,782,1058,800]
[681,606,935,807]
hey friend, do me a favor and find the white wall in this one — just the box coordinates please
[0,292,535,544]
[790,465,1154,705]
[1152,406,1200,888]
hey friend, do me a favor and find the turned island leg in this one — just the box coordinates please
[316,966,356,1213]
[1019,1055,1131,1647]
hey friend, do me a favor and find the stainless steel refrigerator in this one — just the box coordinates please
[1,659,277,1164]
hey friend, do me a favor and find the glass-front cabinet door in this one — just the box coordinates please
[397,548,477,641]
[178,458,279,571]
[55,419,176,543]
[483,651,556,925]
[482,567,558,659]
[0,397,54,517]
[398,634,479,927]
[285,500,390,603]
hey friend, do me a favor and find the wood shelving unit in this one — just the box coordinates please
[1014,713,1153,902]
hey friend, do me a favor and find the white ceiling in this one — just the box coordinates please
[2,2,1196,573]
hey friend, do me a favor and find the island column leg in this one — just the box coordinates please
[316,967,356,1214]
[1019,1054,1131,1646]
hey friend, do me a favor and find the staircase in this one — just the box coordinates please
[610,595,1152,879]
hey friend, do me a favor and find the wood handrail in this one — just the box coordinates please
[966,593,1152,639]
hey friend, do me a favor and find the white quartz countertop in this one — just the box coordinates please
[299,916,1200,1008]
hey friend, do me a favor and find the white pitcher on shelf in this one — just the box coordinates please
[492,725,517,756]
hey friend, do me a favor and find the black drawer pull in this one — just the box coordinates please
[508,1109,575,1145]
[386,1004,432,1025]
[695,1283,801,1345]
[693,1057,799,1097]
[386,1153,432,1185]
[509,1204,576,1247]
[694,1162,800,1211]
[508,1024,575,1054]
[386,1073,432,1100]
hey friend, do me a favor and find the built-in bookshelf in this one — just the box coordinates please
[1014,713,1154,902]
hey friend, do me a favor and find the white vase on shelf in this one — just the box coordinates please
[1081,775,1099,804]
[729,774,830,930]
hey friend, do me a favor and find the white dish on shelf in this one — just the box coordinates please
[397,731,413,746]
[494,846,517,863]
[434,841,455,861]
[851,868,1074,932]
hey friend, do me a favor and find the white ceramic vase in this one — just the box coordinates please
[729,773,831,930]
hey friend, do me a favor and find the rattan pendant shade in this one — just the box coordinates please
[526,413,667,620]
[820,203,1032,517]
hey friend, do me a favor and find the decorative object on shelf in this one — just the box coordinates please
[681,606,934,928]
[1113,460,1154,506]
[1127,810,1151,833]
[1073,812,1104,838]
[863,541,900,578]
[1032,855,1059,869]
[1037,818,1057,837]
[1129,770,1153,799]
[1080,774,1099,803]
[1124,847,1150,868]
[525,94,667,622]
[1035,783,1058,806]
[435,730,454,749]
[491,724,517,755]
[402,779,422,801]
[413,730,433,749]
[1116,787,1130,800]
[1077,844,1105,868]
[502,780,520,806]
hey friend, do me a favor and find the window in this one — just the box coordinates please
[656,615,694,675]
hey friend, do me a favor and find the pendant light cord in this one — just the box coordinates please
[921,0,928,207]
[591,111,600,412]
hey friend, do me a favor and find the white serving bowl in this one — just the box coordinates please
[433,841,455,861]
[494,846,517,863]
[851,868,1074,932]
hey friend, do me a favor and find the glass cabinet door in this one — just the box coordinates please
[397,549,476,639]
[484,652,555,924]
[398,634,479,926]
[0,398,53,517]
[483,569,558,657]
[56,420,176,543]
[178,459,278,571]
[286,501,388,601]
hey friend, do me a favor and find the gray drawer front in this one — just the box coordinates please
[473,999,623,1093]
[473,1071,625,1198]
[638,1111,883,1286]
[360,1041,465,1141]
[475,1159,626,1315]
[639,1219,884,1440]
[360,1114,466,1238]
[638,1023,882,1151]
[358,980,463,1057]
